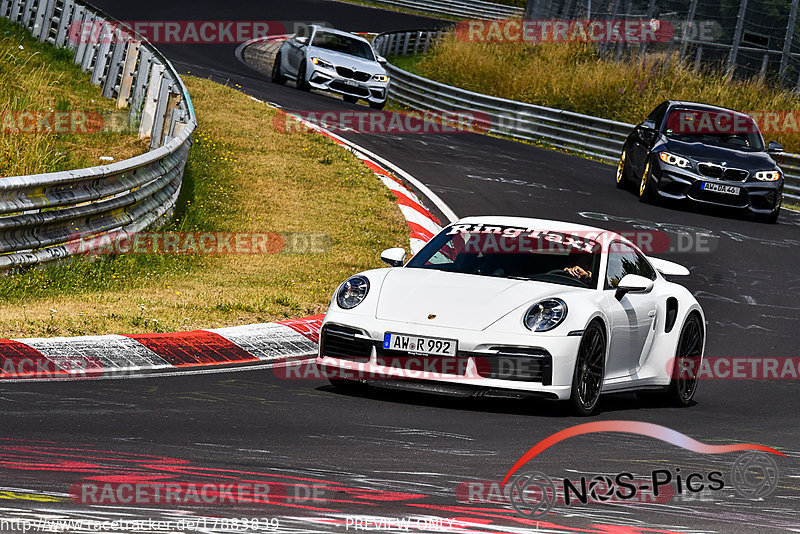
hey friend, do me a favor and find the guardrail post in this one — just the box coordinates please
[21,0,35,27]
[80,18,101,72]
[9,0,22,22]
[139,61,164,139]
[694,45,703,71]
[149,77,172,149]
[73,8,92,63]
[31,0,52,39]
[89,22,112,85]
[130,47,153,119]
[0,0,9,18]
[413,31,421,55]
[54,0,73,47]
[386,34,394,57]
[402,32,411,55]
[102,31,127,98]
[116,41,140,108]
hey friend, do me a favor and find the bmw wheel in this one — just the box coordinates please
[569,321,606,416]
[296,60,310,91]
[369,100,387,110]
[343,95,359,104]
[638,160,656,203]
[615,148,629,189]
[271,52,286,85]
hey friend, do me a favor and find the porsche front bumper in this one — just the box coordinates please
[315,316,582,400]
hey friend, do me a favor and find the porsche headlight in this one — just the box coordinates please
[337,276,370,309]
[372,74,389,82]
[754,170,781,181]
[311,57,334,70]
[659,152,690,168]
[524,299,567,332]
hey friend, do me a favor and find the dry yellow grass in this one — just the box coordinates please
[0,18,146,177]
[0,76,409,337]
[397,34,800,152]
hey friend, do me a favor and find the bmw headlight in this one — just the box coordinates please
[659,152,690,168]
[311,57,334,70]
[337,276,370,309]
[372,74,389,82]
[524,299,567,332]
[754,170,781,181]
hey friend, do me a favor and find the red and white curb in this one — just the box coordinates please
[0,316,322,381]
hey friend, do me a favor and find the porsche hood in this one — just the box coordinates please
[374,268,583,331]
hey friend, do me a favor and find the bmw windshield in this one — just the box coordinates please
[311,31,375,61]
[406,225,602,288]
[663,108,765,151]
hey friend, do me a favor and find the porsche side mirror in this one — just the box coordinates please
[615,274,654,300]
[380,247,406,267]
[767,140,784,153]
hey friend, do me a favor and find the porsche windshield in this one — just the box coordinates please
[311,31,375,61]
[406,225,602,288]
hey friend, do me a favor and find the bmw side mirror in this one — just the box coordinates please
[377,55,387,64]
[767,141,784,153]
[380,247,406,267]
[640,119,656,130]
[615,274,654,300]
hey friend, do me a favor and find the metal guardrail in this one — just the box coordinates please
[0,0,196,270]
[365,0,522,20]
[372,30,800,203]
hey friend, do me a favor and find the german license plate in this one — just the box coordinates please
[344,79,359,87]
[383,333,457,357]
[702,182,740,195]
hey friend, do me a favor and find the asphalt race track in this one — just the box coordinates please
[1,1,798,532]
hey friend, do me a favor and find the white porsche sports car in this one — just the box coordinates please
[317,216,705,415]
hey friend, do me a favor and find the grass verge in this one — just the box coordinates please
[0,76,409,337]
[393,34,800,153]
[0,18,146,177]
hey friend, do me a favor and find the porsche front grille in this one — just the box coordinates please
[473,347,552,384]
[320,325,372,362]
